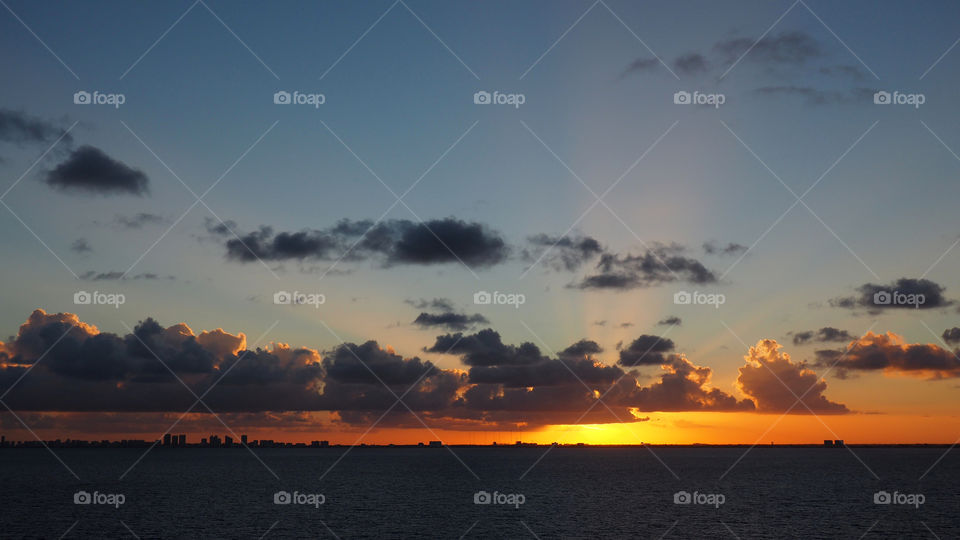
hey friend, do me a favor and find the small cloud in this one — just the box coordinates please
[114,213,166,229]
[703,241,747,256]
[412,312,488,331]
[791,327,854,346]
[45,145,148,196]
[70,238,92,254]
[657,316,682,327]
[673,53,709,74]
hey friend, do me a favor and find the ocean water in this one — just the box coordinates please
[0,447,956,538]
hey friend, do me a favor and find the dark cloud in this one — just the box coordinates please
[70,238,92,253]
[412,312,488,331]
[737,339,848,413]
[830,278,953,312]
[814,332,960,379]
[575,244,717,290]
[620,57,659,78]
[0,109,73,148]
[523,234,603,272]
[657,316,682,327]
[225,218,508,268]
[674,53,709,74]
[714,31,821,65]
[79,271,169,281]
[426,329,544,366]
[703,241,747,256]
[405,298,455,312]
[45,145,148,196]
[943,328,960,345]
[792,327,855,346]
[618,335,676,366]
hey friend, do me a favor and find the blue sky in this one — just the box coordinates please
[3,0,960,431]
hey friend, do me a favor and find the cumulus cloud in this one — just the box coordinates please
[412,312,488,331]
[830,278,953,312]
[575,244,717,290]
[45,145,149,196]
[815,332,960,379]
[792,327,855,345]
[618,335,676,366]
[225,218,508,268]
[737,339,848,413]
[943,328,960,345]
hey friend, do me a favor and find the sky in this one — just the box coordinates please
[2,0,960,445]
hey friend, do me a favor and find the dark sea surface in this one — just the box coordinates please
[0,447,957,538]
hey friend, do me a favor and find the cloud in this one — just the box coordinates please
[674,53,709,74]
[70,238,92,253]
[412,312,488,331]
[792,327,855,345]
[703,241,747,256]
[814,332,960,379]
[114,213,166,229]
[714,31,821,65]
[0,109,73,149]
[657,316,682,327]
[225,218,508,268]
[609,355,755,412]
[44,145,148,196]
[943,328,960,345]
[78,271,171,281]
[618,335,676,366]
[575,244,717,290]
[737,339,848,413]
[425,328,544,367]
[830,278,953,312]
[405,298,455,312]
[523,234,603,272]
[620,57,659,78]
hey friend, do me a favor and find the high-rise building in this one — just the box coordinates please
[163,433,171,446]
[177,434,186,446]
[224,435,233,447]
[241,434,247,445]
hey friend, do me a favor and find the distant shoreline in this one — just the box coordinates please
[0,442,955,449]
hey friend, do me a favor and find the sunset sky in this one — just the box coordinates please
[2,0,960,445]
